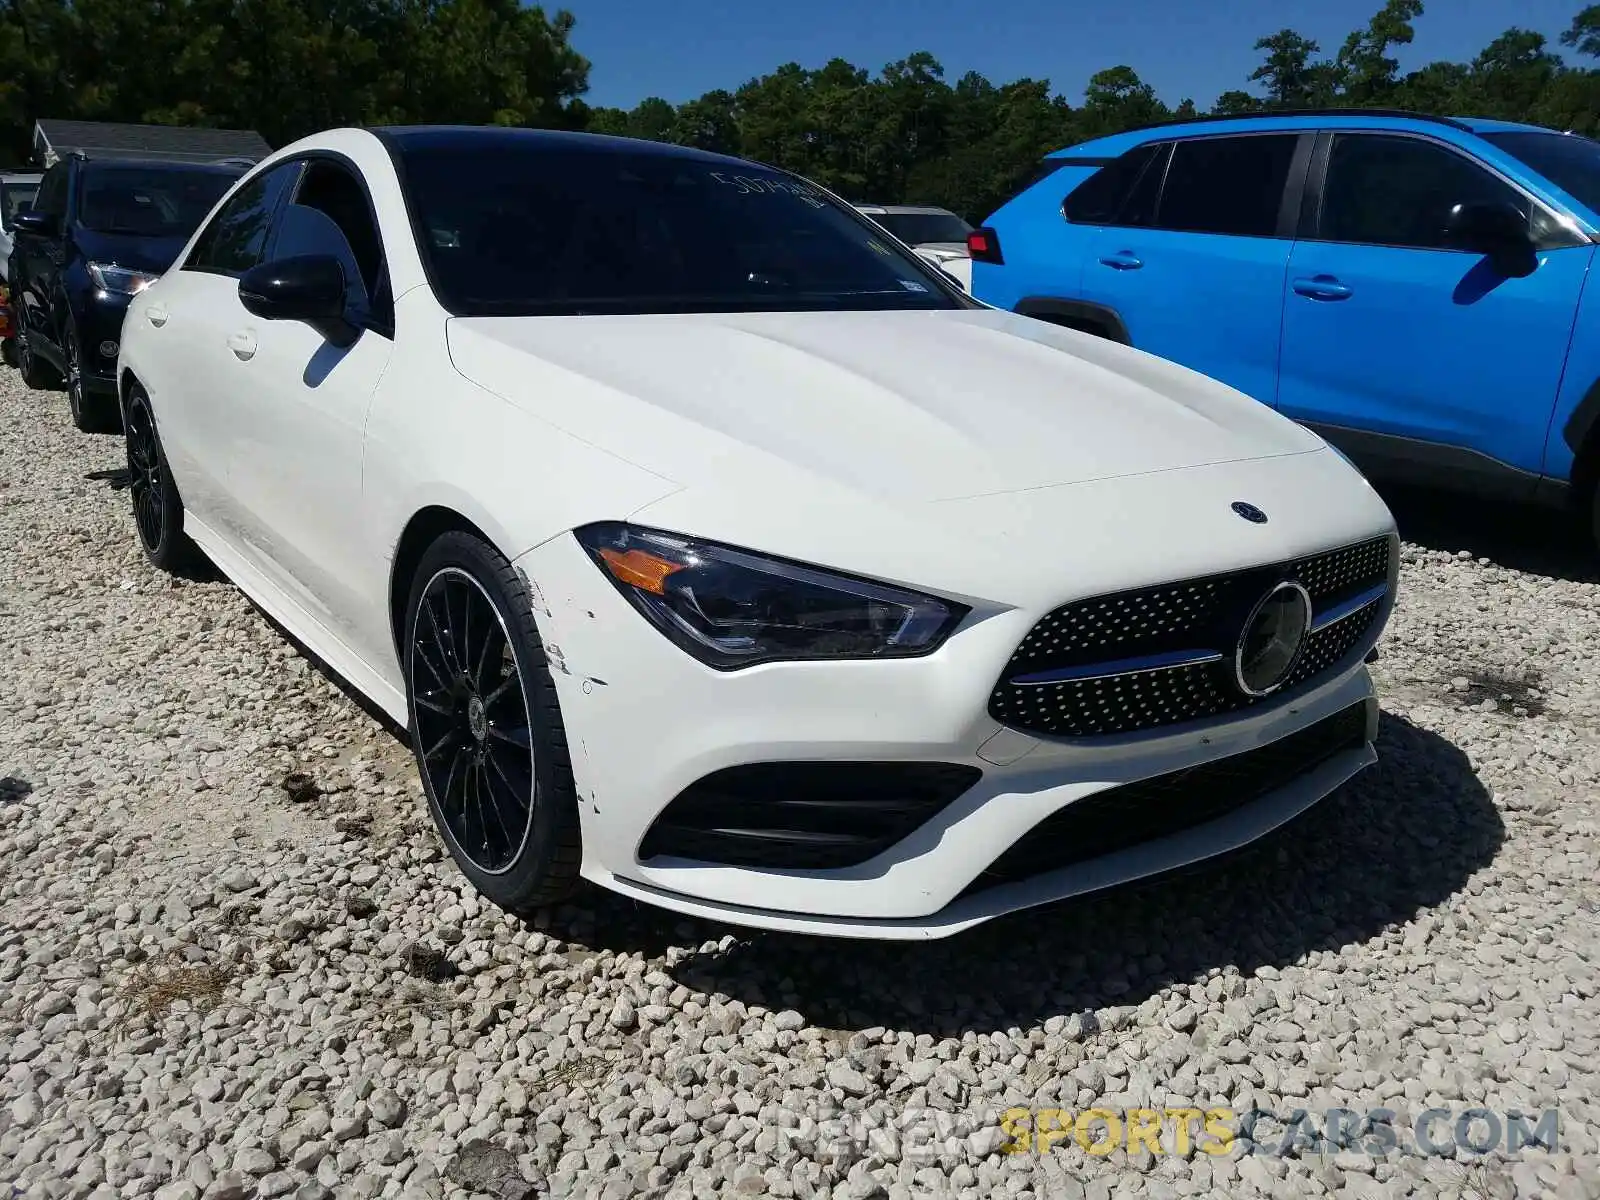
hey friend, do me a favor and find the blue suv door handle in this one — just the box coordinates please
[1098,251,1144,270]
[1292,275,1353,301]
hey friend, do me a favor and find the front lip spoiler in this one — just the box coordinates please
[582,739,1378,941]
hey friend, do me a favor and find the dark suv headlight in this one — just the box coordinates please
[575,522,968,670]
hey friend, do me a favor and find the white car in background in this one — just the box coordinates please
[115,126,1398,939]
[1,170,42,284]
[853,203,975,291]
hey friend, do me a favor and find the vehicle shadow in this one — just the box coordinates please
[1376,481,1598,584]
[547,711,1503,1035]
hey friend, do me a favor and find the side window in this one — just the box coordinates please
[34,165,67,219]
[1154,134,1300,238]
[186,162,299,276]
[1062,142,1167,226]
[1318,133,1542,251]
[276,160,391,328]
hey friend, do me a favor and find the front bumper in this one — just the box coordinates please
[513,523,1391,940]
[74,289,133,392]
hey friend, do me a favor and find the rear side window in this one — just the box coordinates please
[1154,134,1299,237]
[1062,143,1166,226]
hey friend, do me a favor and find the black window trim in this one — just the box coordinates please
[265,149,396,339]
[1299,128,1591,253]
[1061,130,1315,241]
[181,158,303,280]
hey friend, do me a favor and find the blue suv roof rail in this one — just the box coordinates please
[1118,107,1475,136]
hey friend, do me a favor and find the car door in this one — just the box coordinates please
[1276,130,1592,492]
[212,155,397,647]
[17,163,68,354]
[135,158,301,530]
[1075,131,1310,406]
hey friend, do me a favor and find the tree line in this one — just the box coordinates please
[2,0,1597,223]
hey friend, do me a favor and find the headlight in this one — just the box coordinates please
[87,262,159,296]
[575,522,968,669]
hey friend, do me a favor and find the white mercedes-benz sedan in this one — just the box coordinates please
[114,125,1399,940]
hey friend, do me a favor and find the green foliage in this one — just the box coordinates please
[3,1,1598,222]
[0,0,590,164]
[576,2,1600,221]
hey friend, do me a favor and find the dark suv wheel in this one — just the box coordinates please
[66,320,121,433]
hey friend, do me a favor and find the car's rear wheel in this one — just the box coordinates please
[403,531,581,913]
[123,384,199,572]
[16,322,58,391]
[66,321,120,433]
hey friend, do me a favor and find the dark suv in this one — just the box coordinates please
[10,153,243,431]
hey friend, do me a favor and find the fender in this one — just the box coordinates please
[1012,296,1131,345]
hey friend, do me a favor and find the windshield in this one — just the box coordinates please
[78,168,238,238]
[1482,131,1600,216]
[871,211,974,246]
[397,144,965,316]
[3,183,39,223]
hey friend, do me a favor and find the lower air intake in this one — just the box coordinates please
[958,700,1370,900]
[638,761,983,870]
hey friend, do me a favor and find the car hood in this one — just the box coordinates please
[72,228,190,275]
[445,306,1323,505]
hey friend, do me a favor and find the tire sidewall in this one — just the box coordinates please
[125,386,183,567]
[65,319,83,425]
[403,531,578,908]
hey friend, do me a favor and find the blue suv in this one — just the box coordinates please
[969,109,1600,551]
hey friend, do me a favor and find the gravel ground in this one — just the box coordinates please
[2,364,1598,1200]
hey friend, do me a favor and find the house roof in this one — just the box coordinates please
[33,119,272,165]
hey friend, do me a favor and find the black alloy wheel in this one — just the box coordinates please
[404,531,580,910]
[16,321,56,390]
[66,322,120,433]
[123,385,196,571]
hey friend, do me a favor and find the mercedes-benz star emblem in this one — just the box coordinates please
[1232,501,1268,524]
[1235,581,1313,697]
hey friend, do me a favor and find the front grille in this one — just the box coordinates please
[637,761,983,870]
[958,700,1369,899]
[989,535,1393,738]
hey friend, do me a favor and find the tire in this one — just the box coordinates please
[65,320,120,433]
[402,530,581,913]
[16,320,58,391]
[123,383,200,572]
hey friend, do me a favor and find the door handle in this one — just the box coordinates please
[1292,275,1353,301]
[1098,251,1144,270]
[227,331,258,360]
[146,305,168,328]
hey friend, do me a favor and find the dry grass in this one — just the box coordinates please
[112,954,232,1031]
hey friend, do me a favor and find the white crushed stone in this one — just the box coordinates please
[1,368,1597,1200]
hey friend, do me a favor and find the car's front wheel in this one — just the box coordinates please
[123,383,199,572]
[403,531,582,913]
[66,320,120,433]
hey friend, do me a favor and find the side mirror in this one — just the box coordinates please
[1444,201,1536,276]
[238,254,359,346]
[12,209,57,238]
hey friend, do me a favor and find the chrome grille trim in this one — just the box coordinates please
[987,535,1395,739]
[1009,648,1224,687]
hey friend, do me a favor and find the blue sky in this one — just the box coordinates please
[566,0,1585,111]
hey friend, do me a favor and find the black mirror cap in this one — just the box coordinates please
[11,209,56,237]
[1444,200,1532,251]
[238,254,347,322]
